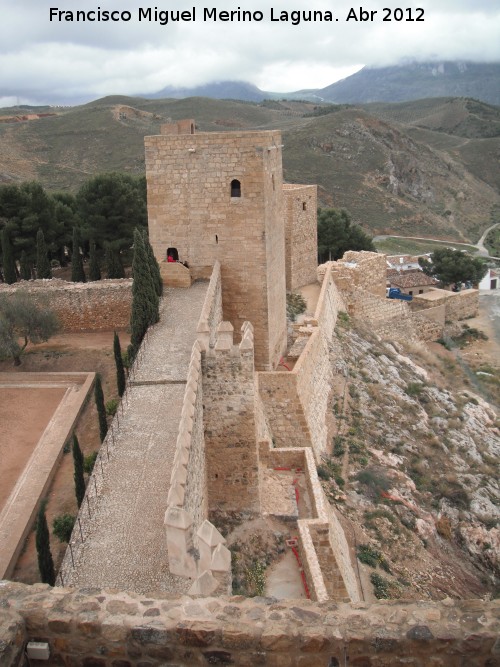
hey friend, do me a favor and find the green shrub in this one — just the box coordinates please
[53,514,75,543]
[245,560,266,597]
[84,451,98,475]
[337,311,350,326]
[105,398,119,416]
[333,436,345,457]
[370,572,391,599]
[356,468,391,495]
[357,544,391,572]
[286,292,307,321]
[405,382,424,397]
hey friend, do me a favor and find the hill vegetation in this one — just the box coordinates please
[0,94,499,242]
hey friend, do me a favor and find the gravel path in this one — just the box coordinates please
[66,282,209,595]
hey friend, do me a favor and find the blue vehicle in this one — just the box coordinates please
[386,287,413,301]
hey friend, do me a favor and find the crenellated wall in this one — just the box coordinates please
[196,260,223,350]
[0,278,132,332]
[164,264,231,594]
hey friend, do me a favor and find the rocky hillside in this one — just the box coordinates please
[324,314,499,601]
[0,95,499,241]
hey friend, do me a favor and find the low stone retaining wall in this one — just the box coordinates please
[0,373,94,580]
[0,279,132,331]
[259,443,360,603]
[1,581,498,667]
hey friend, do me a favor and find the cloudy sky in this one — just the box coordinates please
[0,0,499,106]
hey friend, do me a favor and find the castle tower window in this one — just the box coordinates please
[230,179,241,198]
[302,202,307,210]
[190,123,194,134]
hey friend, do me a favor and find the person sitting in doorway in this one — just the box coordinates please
[167,254,176,263]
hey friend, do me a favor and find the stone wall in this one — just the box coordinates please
[0,279,132,332]
[258,266,343,459]
[196,260,223,351]
[260,443,360,603]
[326,251,387,299]
[164,339,207,579]
[295,264,344,460]
[445,289,479,320]
[164,264,231,593]
[201,321,261,514]
[2,581,499,667]
[283,184,318,290]
[145,130,287,370]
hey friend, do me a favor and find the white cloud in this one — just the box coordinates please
[0,0,499,104]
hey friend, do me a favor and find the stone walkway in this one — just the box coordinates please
[65,282,209,595]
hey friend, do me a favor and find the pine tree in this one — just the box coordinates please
[1,228,17,284]
[113,331,126,397]
[72,434,86,508]
[88,239,101,281]
[20,250,32,281]
[94,374,108,442]
[35,501,55,586]
[71,227,86,282]
[142,228,163,296]
[36,228,52,279]
[129,228,159,358]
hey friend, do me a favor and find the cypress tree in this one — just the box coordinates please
[35,501,55,586]
[94,374,108,442]
[1,228,17,284]
[129,228,159,358]
[105,246,125,279]
[142,228,163,296]
[72,433,85,508]
[20,250,32,281]
[71,227,86,282]
[36,228,52,279]
[89,239,101,281]
[113,331,126,397]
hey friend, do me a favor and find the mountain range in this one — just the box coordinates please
[149,61,500,107]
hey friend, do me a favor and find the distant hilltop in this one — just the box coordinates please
[146,62,500,107]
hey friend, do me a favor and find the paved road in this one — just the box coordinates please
[374,229,500,260]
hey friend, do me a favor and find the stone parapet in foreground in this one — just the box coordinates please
[0,582,499,666]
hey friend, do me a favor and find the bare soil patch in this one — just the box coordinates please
[1,329,129,584]
[0,387,66,510]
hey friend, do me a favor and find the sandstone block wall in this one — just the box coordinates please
[159,260,192,287]
[3,583,498,667]
[295,264,344,459]
[201,322,261,514]
[258,266,344,459]
[0,279,132,332]
[145,130,287,370]
[326,251,387,299]
[445,288,479,320]
[257,370,311,449]
[283,184,318,290]
[261,443,360,603]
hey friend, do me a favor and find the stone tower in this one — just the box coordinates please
[145,125,287,370]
